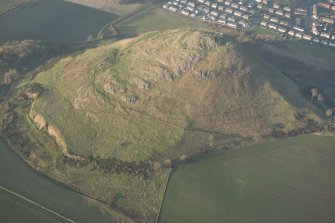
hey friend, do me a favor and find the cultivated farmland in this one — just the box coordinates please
[159,135,335,223]
[0,0,117,42]
[0,0,27,14]
[0,187,69,223]
[0,140,134,223]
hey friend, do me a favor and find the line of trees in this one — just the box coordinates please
[271,121,335,138]
[95,158,153,179]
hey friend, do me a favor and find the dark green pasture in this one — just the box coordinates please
[0,0,117,42]
[0,140,133,223]
[160,135,335,223]
[0,187,69,223]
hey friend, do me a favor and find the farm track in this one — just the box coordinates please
[97,3,151,38]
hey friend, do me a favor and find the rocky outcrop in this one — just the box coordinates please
[29,108,47,130]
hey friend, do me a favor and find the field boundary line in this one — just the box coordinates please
[97,3,150,39]
[0,0,36,18]
[155,168,173,223]
[0,185,77,223]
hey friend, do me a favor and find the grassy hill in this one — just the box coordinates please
[2,29,325,222]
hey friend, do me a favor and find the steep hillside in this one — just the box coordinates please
[4,29,322,222]
[33,29,319,158]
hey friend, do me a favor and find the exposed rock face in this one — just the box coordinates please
[29,108,47,130]
[47,124,67,152]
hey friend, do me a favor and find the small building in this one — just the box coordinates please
[234,10,243,17]
[264,14,271,19]
[210,15,217,21]
[226,8,234,14]
[238,20,247,27]
[278,27,287,33]
[212,3,218,8]
[240,6,248,12]
[283,6,291,12]
[321,32,331,39]
[329,42,335,47]
[313,38,320,43]
[169,6,178,11]
[320,17,335,24]
[303,34,312,41]
[218,6,224,11]
[280,20,289,26]
[261,20,268,27]
[318,2,331,9]
[219,14,226,19]
[211,10,219,16]
[284,13,291,19]
[242,14,250,20]
[275,10,284,16]
[312,27,319,36]
[295,32,303,39]
[218,19,226,24]
[231,3,239,9]
[270,17,279,23]
[187,5,194,10]
[273,3,280,9]
[288,30,295,36]
[321,40,328,45]
[248,1,256,8]
[203,7,210,13]
[226,22,237,29]
[269,23,278,30]
[188,2,196,7]
[181,9,190,15]
[224,1,231,6]
[293,26,304,32]
[227,16,236,22]
[268,8,275,13]
[257,3,263,9]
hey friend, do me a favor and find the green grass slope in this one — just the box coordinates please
[9,29,323,222]
[159,135,335,223]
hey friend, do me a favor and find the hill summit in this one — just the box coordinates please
[21,29,320,221]
[32,29,318,159]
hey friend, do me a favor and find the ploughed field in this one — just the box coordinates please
[159,135,335,223]
[0,0,117,42]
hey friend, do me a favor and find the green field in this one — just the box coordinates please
[0,0,27,14]
[253,26,281,38]
[280,40,335,64]
[116,5,214,37]
[0,140,133,223]
[0,187,70,223]
[0,0,117,42]
[159,135,335,223]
